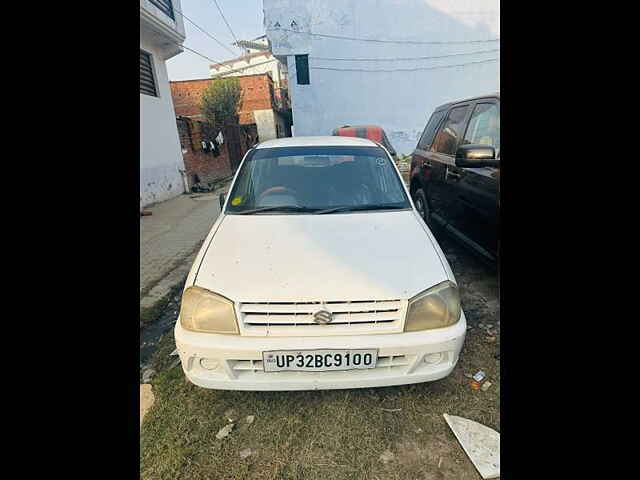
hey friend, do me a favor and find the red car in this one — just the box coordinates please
[332,125,398,161]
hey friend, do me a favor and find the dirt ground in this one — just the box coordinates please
[140,230,500,480]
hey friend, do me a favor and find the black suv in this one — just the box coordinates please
[410,93,500,262]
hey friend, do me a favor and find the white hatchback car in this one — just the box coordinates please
[175,136,466,391]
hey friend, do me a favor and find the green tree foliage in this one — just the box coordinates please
[200,77,242,135]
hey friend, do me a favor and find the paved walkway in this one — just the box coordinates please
[140,191,223,297]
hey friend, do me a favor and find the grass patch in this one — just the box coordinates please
[140,328,498,480]
[140,284,183,329]
[151,328,180,373]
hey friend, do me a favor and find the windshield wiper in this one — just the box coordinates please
[315,204,408,214]
[235,205,321,215]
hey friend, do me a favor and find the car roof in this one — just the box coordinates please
[332,125,397,155]
[434,92,500,112]
[255,136,377,149]
[334,125,384,131]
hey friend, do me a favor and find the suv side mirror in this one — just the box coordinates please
[219,192,227,210]
[455,144,499,168]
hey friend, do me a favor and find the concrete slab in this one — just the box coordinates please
[444,413,500,479]
[140,384,155,428]
[140,180,230,325]
[140,186,226,296]
[140,251,196,311]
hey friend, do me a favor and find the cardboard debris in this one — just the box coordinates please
[216,423,234,440]
[443,414,500,479]
[379,450,395,464]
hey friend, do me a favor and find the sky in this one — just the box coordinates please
[167,0,265,81]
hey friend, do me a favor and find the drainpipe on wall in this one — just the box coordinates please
[178,168,190,194]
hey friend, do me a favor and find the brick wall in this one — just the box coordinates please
[176,117,257,188]
[171,74,280,187]
[176,118,231,186]
[237,74,276,122]
[170,73,277,126]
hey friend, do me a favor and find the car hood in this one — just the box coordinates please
[194,210,449,302]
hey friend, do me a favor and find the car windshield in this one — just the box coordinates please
[225,146,411,214]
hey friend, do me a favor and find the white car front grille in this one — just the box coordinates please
[238,300,406,336]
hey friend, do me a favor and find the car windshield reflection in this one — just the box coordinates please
[225,146,411,214]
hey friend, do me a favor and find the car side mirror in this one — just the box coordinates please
[455,144,499,168]
[219,192,227,210]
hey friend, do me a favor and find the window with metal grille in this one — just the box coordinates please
[149,0,174,20]
[140,50,157,97]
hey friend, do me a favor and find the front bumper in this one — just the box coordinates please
[174,311,466,391]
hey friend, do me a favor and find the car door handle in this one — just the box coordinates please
[422,161,432,168]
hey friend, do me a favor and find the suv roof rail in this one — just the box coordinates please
[435,92,500,111]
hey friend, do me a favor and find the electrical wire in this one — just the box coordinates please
[312,48,500,62]
[164,18,499,75]
[310,57,499,72]
[267,27,499,45]
[165,10,498,72]
[172,6,237,56]
[169,41,234,71]
[170,41,274,76]
[176,44,497,76]
[211,0,242,50]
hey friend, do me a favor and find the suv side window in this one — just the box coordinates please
[417,110,446,150]
[463,102,500,156]
[432,105,469,155]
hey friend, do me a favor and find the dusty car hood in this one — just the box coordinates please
[194,210,449,302]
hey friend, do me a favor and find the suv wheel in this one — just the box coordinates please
[413,188,431,225]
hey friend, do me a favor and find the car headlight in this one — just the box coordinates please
[404,281,461,332]
[179,286,238,334]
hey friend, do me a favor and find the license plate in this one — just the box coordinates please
[262,349,378,372]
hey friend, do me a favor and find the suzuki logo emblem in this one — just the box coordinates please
[313,310,333,325]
